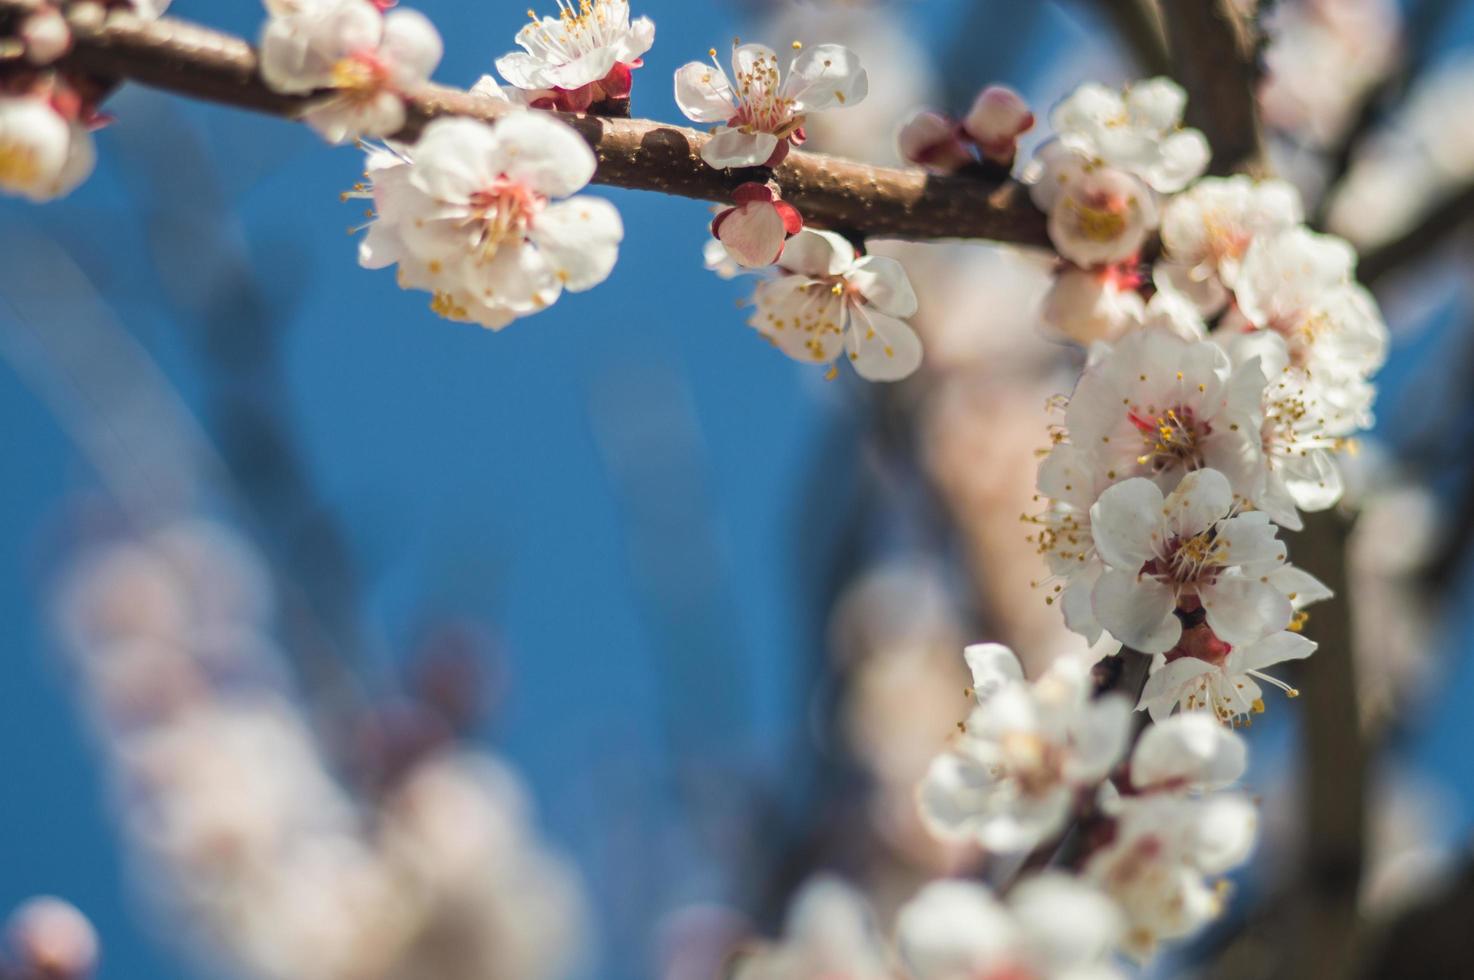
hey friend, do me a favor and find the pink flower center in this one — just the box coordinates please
[1128,404,1209,471]
[330,51,392,96]
[465,178,546,262]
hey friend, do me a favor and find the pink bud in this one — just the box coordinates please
[711,182,803,268]
[962,85,1034,165]
[21,7,71,65]
[6,897,99,980]
[897,110,972,174]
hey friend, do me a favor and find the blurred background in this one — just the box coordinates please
[3,0,1474,977]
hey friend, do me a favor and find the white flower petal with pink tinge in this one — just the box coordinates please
[715,201,788,268]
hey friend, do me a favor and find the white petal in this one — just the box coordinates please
[381,8,442,86]
[1235,630,1315,673]
[963,643,1024,702]
[1267,565,1333,609]
[1139,656,1216,712]
[490,111,596,198]
[915,751,993,842]
[410,117,500,202]
[494,50,549,90]
[897,881,1015,980]
[1092,567,1181,654]
[673,61,736,123]
[783,43,869,112]
[700,127,780,169]
[530,196,623,292]
[1091,478,1166,572]
[1193,794,1258,874]
[1132,712,1246,791]
[1163,469,1233,540]
[1200,578,1292,646]
[846,307,923,382]
[1067,694,1133,782]
[780,229,856,277]
[847,255,918,318]
[1008,874,1123,972]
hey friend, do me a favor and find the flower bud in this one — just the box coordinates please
[5,897,99,980]
[21,7,71,65]
[897,110,972,174]
[1046,166,1157,268]
[962,85,1034,165]
[711,182,803,268]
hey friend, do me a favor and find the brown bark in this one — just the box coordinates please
[24,3,1051,248]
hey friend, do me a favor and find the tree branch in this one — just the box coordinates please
[25,3,1051,248]
[1278,509,1367,980]
[1158,0,1265,175]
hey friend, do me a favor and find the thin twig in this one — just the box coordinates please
[25,3,1052,248]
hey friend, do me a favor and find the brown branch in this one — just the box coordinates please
[26,3,1050,248]
[1277,509,1367,980]
[1158,0,1266,175]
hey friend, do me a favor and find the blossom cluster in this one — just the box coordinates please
[0,0,169,202]
[886,75,1387,974]
[53,521,586,980]
[677,38,936,384]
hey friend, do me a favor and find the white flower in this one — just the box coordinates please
[961,85,1034,164]
[1221,330,1363,528]
[1085,792,1257,959]
[1088,469,1295,654]
[1049,77,1210,193]
[1155,175,1305,315]
[1046,165,1158,268]
[1231,227,1389,419]
[675,42,868,169]
[747,229,921,381]
[1129,711,1247,791]
[1040,266,1147,346]
[1063,328,1267,502]
[896,875,1124,980]
[731,876,889,980]
[0,95,94,202]
[355,114,622,329]
[710,182,803,268]
[259,0,442,143]
[898,109,972,174]
[494,0,655,112]
[1138,626,1317,724]
[918,645,1132,853]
